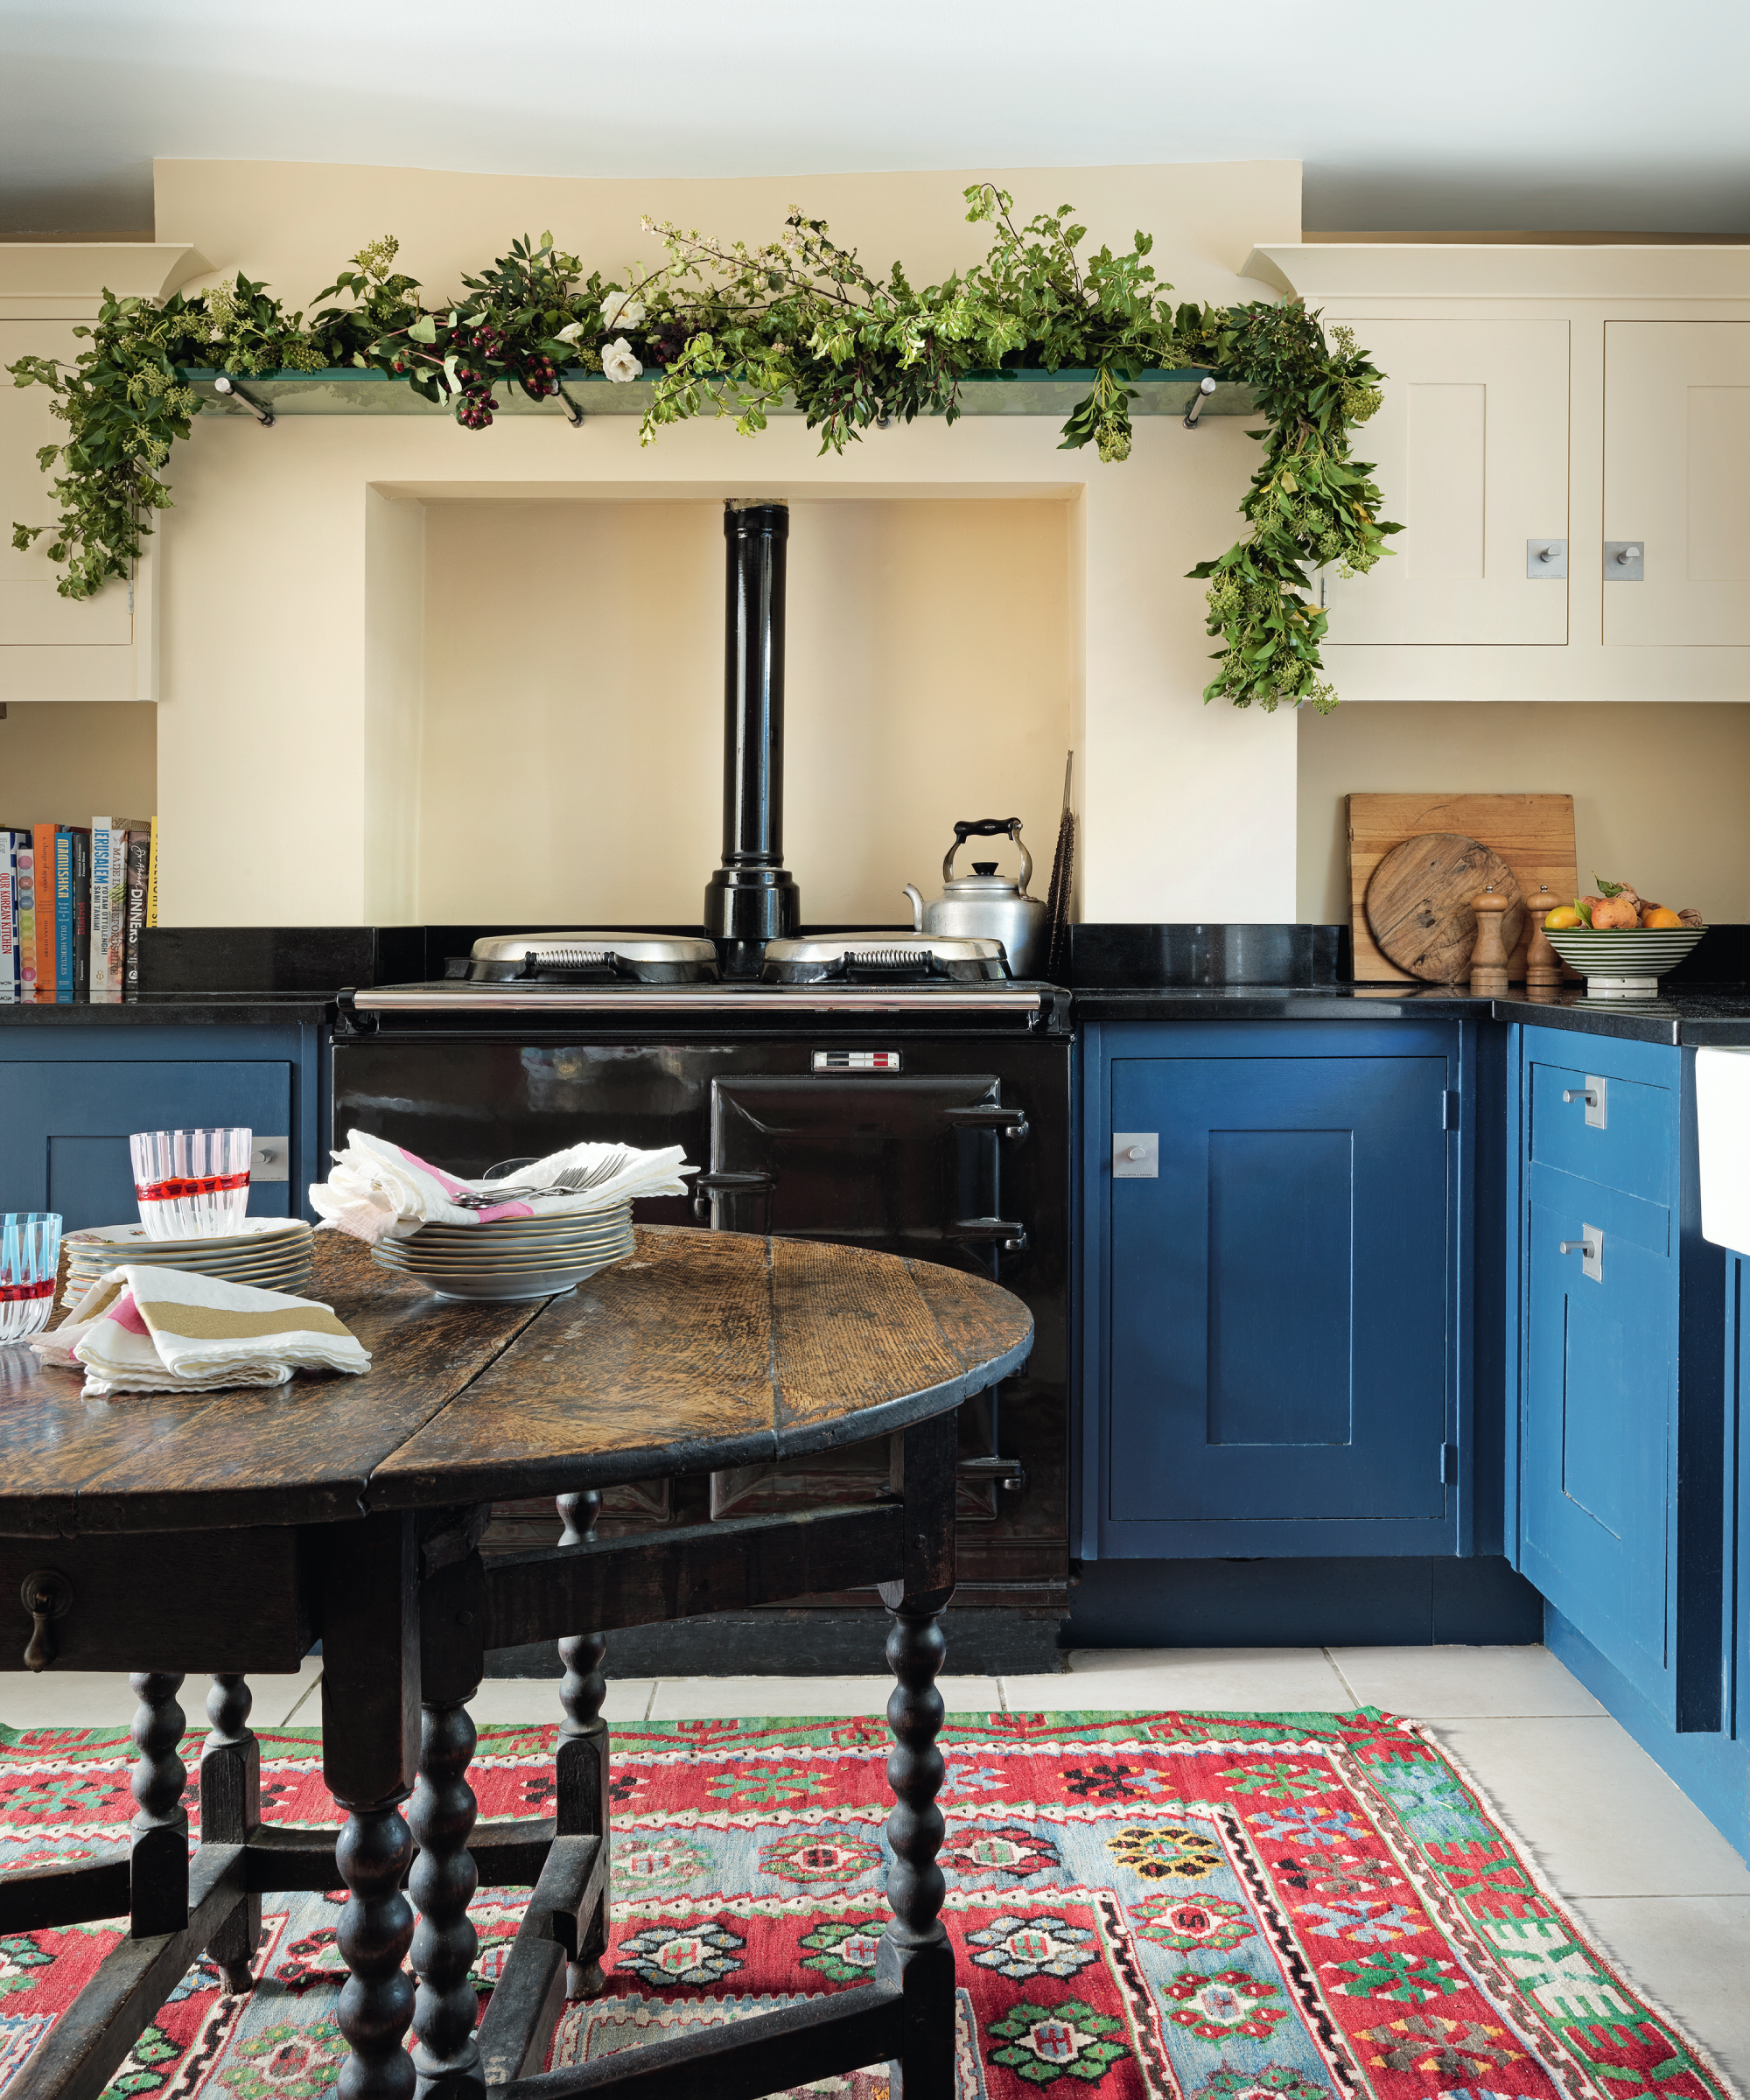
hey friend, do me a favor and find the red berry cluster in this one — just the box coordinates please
[457,388,494,430]
[522,353,558,397]
[470,324,507,360]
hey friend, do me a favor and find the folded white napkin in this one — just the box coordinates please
[32,1265,372,1396]
[308,1130,695,1246]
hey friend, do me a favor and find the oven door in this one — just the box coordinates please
[703,1073,1029,1519]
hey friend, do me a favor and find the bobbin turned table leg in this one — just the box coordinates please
[879,1411,959,2100]
[556,1490,609,2000]
[129,1671,190,1938]
[324,1515,421,2100]
[410,1530,487,2100]
[201,1673,262,1990]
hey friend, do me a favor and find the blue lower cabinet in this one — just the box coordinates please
[1082,1020,1469,1558]
[1515,1026,1724,1732]
[0,1024,326,1230]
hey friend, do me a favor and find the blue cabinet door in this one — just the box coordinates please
[0,1062,294,1230]
[1096,1026,1460,1558]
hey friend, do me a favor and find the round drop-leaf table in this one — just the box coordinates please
[0,1224,1033,2100]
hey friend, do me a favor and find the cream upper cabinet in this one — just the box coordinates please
[0,319,135,659]
[1605,321,1750,646]
[1320,319,1571,646]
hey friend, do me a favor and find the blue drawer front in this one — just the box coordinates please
[1108,1054,1452,1533]
[0,1062,294,1230]
[1529,1054,1673,1208]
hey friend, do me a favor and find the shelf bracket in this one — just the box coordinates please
[212,374,275,428]
[1183,375,1217,429]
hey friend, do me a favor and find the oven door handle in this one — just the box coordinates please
[948,1215,1030,1254]
[940,1105,1030,1143]
[692,1170,776,1222]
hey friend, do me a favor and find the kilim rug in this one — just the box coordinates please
[0,1707,1735,2100]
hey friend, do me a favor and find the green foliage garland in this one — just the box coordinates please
[8,191,1397,712]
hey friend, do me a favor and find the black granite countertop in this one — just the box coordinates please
[1077,984,1750,1045]
[0,992,335,1026]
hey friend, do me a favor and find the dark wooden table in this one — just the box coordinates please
[0,1224,1032,2100]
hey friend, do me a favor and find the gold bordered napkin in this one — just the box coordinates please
[33,1265,371,1395]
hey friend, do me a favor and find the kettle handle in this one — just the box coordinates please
[902,883,926,933]
[945,817,1032,895]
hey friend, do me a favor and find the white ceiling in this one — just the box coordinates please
[4,0,1748,238]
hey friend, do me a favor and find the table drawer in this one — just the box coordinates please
[1528,1054,1673,1208]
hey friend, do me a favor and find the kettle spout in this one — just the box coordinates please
[902,883,925,934]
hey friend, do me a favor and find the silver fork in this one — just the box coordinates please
[450,1155,629,1210]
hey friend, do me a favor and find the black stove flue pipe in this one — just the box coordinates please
[704,499,801,976]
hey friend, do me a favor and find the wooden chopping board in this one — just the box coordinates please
[1348,792,1578,983]
[1368,834,1525,982]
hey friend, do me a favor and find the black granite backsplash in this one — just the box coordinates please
[136,926,426,993]
[1068,923,1350,988]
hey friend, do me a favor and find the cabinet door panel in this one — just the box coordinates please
[1528,1056,1673,1208]
[1605,321,1750,645]
[1110,1055,1449,1529]
[0,1062,293,1229]
[0,320,133,648]
[1523,1193,1672,1694]
[1322,319,1570,645]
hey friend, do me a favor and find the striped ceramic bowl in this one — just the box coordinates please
[1543,927,1705,998]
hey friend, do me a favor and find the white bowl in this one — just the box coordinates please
[1542,927,1705,999]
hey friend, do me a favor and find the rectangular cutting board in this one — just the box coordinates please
[1348,792,1578,983]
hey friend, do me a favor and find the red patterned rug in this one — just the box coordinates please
[0,1707,1732,2100]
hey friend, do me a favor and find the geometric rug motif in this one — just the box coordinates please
[0,1707,1734,2100]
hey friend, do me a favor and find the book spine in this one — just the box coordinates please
[90,821,112,994]
[32,823,55,989]
[0,855,13,999]
[108,825,128,988]
[146,817,158,928]
[69,828,90,996]
[53,832,73,998]
[123,832,150,988]
[16,844,36,990]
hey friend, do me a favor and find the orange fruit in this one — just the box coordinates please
[1641,906,1682,928]
[1544,906,1584,930]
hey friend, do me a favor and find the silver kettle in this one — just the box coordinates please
[904,818,1048,979]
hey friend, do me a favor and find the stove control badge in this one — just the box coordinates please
[812,1050,902,1071]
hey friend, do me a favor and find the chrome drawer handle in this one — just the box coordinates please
[1558,1239,1595,1256]
[1560,1075,1608,1128]
[1561,1088,1597,1107]
[1559,1226,1604,1281]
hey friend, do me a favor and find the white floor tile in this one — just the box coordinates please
[468,1678,655,1727]
[1001,1648,1353,1713]
[1431,1716,1750,1898]
[644,1676,1002,1721]
[1328,1642,1604,1718]
[2,1662,323,1733]
[1567,1895,1750,2088]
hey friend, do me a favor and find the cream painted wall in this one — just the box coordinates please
[0,702,157,822]
[1297,702,1750,924]
[144,156,1306,928]
[420,498,1071,925]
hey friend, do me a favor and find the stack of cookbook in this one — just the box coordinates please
[0,816,158,999]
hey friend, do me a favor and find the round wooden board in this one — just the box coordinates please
[1366,832,1526,982]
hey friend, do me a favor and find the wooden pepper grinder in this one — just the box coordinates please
[1470,892,1511,996]
[1524,882,1563,994]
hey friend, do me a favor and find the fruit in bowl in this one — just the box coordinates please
[1540,875,1707,999]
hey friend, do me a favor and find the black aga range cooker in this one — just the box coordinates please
[332,501,1073,1670]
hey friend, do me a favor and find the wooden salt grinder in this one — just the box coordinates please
[1524,883,1563,990]
[1470,892,1511,996]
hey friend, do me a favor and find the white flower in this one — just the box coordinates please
[599,290,646,331]
[601,337,643,384]
[554,320,584,343]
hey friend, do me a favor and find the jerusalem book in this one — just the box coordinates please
[52,830,73,998]
[15,839,37,992]
[89,819,113,993]
[32,822,56,990]
[68,826,92,996]
[122,829,150,988]
[108,819,144,988]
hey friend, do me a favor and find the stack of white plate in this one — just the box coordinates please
[371,1200,636,1302]
[61,1218,315,1306]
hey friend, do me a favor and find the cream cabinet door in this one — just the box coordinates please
[1605,322,1750,646]
[1,318,134,659]
[1322,319,1570,645]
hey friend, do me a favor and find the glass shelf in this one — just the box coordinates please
[184,368,1258,421]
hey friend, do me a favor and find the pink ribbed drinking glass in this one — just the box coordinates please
[1,1214,61,1342]
[130,1128,253,1239]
